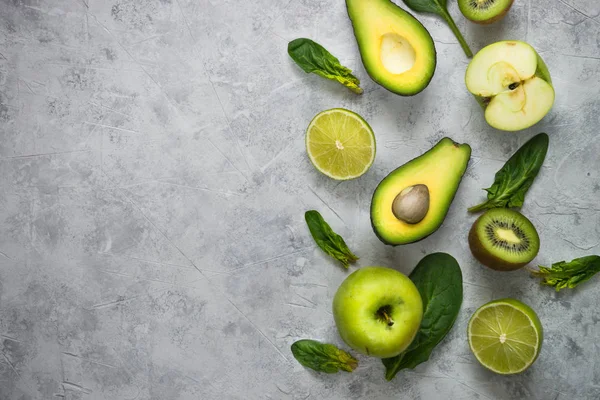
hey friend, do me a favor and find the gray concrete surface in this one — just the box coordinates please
[0,0,599,399]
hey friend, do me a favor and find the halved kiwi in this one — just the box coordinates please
[468,208,540,271]
[458,0,514,25]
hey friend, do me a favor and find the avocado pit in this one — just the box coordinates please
[392,184,430,224]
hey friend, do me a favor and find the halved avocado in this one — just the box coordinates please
[346,0,437,96]
[371,138,471,245]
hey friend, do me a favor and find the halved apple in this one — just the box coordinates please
[465,41,554,132]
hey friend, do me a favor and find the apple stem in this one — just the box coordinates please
[382,311,394,327]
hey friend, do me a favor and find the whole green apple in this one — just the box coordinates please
[333,266,423,358]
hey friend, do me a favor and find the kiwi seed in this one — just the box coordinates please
[484,219,530,252]
[469,0,496,10]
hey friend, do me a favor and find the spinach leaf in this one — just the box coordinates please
[383,253,463,381]
[305,210,358,268]
[530,256,600,291]
[401,0,472,57]
[469,133,549,213]
[288,38,363,94]
[291,339,358,373]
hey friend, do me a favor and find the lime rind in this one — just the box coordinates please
[305,108,376,180]
[468,298,542,375]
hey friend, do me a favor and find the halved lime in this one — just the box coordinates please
[468,298,543,375]
[305,108,376,180]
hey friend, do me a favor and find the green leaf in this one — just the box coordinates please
[288,38,363,94]
[305,210,358,268]
[400,0,472,57]
[291,339,358,373]
[469,133,549,213]
[383,253,463,381]
[530,256,600,291]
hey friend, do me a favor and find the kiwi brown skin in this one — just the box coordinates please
[462,0,515,25]
[468,213,528,271]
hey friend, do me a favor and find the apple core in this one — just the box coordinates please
[487,61,522,93]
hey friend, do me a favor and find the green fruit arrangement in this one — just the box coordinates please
[286,0,598,385]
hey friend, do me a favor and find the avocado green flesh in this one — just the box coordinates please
[346,0,436,96]
[371,138,471,245]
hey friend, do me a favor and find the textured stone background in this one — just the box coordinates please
[0,0,599,399]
